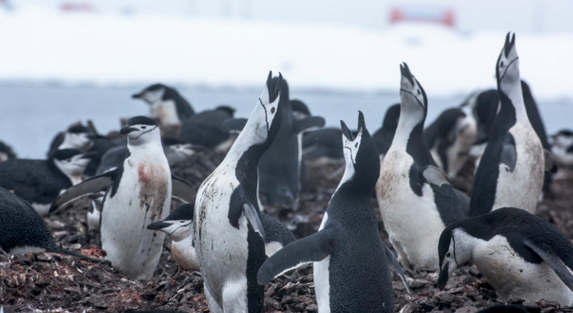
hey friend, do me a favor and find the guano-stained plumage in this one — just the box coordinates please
[469,33,544,216]
[194,72,283,313]
[376,63,463,270]
[438,207,573,306]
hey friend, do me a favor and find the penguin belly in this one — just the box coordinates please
[313,256,331,313]
[493,124,544,213]
[101,160,171,281]
[473,235,573,306]
[171,236,200,271]
[377,151,445,270]
[195,172,261,310]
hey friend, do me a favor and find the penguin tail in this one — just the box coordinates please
[46,244,102,263]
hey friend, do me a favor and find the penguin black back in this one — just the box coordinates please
[372,103,400,157]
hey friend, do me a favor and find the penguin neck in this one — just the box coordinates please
[499,79,529,126]
[48,158,75,185]
[393,107,425,148]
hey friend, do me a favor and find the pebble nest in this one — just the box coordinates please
[1,150,573,313]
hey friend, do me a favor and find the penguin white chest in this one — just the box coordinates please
[494,124,544,213]
[101,152,172,281]
[150,100,180,126]
[473,235,573,306]
[171,236,200,271]
[376,149,445,270]
[194,168,251,306]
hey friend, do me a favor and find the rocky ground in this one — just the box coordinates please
[1,150,573,313]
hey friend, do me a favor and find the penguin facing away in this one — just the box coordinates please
[179,106,235,151]
[0,186,97,262]
[376,63,463,271]
[438,207,573,306]
[469,33,545,216]
[194,72,283,313]
[258,112,410,313]
[49,116,195,281]
[0,149,93,216]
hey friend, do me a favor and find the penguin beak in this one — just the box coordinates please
[400,63,415,86]
[132,92,143,99]
[340,120,354,141]
[120,126,138,135]
[437,263,449,290]
[147,221,170,230]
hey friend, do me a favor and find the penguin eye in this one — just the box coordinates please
[67,159,72,163]
[417,89,421,95]
[500,61,504,68]
[141,126,147,130]
[354,143,358,148]
[270,107,276,114]
[446,252,451,257]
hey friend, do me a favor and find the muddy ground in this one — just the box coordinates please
[1,150,573,313]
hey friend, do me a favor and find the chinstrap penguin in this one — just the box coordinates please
[469,33,545,216]
[0,140,17,162]
[194,72,283,313]
[50,116,195,281]
[258,112,410,313]
[147,203,199,271]
[438,207,573,306]
[179,106,235,151]
[47,124,94,156]
[0,149,93,216]
[376,63,463,270]
[132,84,195,136]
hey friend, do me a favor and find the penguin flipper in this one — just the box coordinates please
[422,165,452,186]
[294,116,326,134]
[524,240,573,291]
[382,243,412,295]
[243,203,265,239]
[500,134,517,172]
[49,169,116,214]
[257,228,334,285]
[171,175,196,203]
[422,165,463,225]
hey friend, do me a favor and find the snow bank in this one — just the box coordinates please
[1,7,572,100]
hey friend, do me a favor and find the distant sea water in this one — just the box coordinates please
[1,84,571,159]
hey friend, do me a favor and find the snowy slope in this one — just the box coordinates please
[1,7,572,100]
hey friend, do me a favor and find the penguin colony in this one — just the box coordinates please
[2,32,573,312]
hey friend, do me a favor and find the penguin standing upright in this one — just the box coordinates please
[469,33,545,216]
[194,72,283,313]
[438,207,573,306]
[258,112,410,312]
[376,63,463,270]
[50,116,194,281]
[132,84,195,137]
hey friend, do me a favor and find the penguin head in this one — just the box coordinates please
[147,203,193,241]
[120,116,161,145]
[132,83,168,104]
[399,63,428,123]
[51,149,94,178]
[437,226,473,290]
[240,71,283,147]
[61,125,94,151]
[291,99,311,121]
[552,129,573,148]
[338,111,380,192]
[496,33,520,92]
